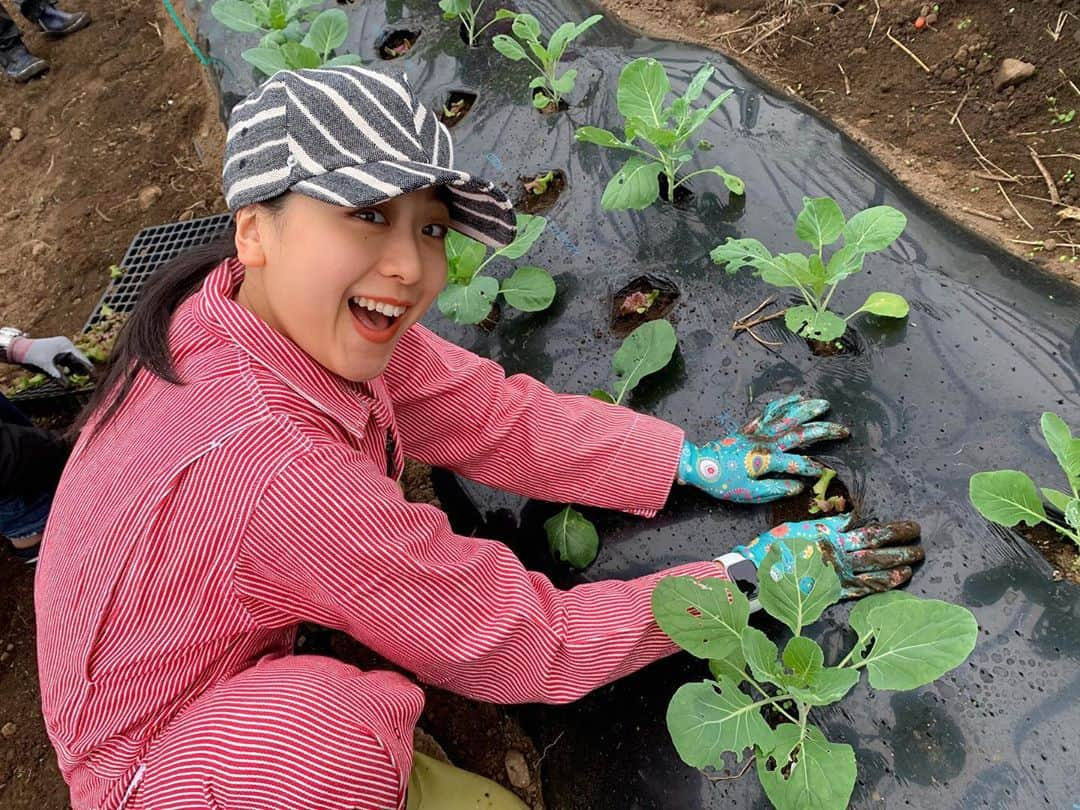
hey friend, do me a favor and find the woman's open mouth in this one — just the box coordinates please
[348,296,409,344]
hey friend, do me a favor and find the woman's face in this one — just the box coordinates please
[234,188,451,381]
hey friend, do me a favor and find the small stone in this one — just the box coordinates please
[30,240,48,257]
[137,185,162,210]
[975,58,994,75]
[1,722,15,737]
[1044,238,1058,251]
[994,58,1036,91]
[848,46,867,57]
[3,210,17,221]
[504,749,531,789]
[9,127,23,142]
[941,66,959,82]
[920,4,930,16]
[999,206,1013,220]
[0,652,8,662]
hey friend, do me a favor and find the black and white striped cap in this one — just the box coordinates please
[223,66,516,248]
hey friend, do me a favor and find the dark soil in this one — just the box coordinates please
[610,273,681,334]
[596,0,1080,286]
[1018,521,1080,585]
[769,470,853,525]
[516,170,567,214]
[438,90,477,128]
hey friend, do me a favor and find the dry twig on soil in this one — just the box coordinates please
[868,0,880,39]
[955,118,1017,181]
[997,182,1033,230]
[1029,148,1061,205]
[1058,68,1080,97]
[961,206,1004,223]
[949,89,970,125]
[838,63,850,95]
[885,27,930,73]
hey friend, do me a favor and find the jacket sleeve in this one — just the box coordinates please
[380,325,685,518]
[0,421,69,497]
[234,443,724,705]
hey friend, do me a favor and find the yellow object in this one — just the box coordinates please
[405,751,530,810]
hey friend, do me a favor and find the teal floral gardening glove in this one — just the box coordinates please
[677,394,848,504]
[734,514,925,599]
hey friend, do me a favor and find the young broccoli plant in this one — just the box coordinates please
[653,539,978,810]
[575,58,745,209]
[970,411,1080,558]
[492,12,603,111]
[546,319,678,569]
[438,0,507,47]
[439,214,555,325]
[711,197,910,346]
[212,0,361,76]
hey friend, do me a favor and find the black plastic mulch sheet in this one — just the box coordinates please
[195,1,1080,806]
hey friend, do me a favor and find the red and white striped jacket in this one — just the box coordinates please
[34,258,724,809]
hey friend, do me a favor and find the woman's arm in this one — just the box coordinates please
[234,443,725,705]
[380,325,683,517]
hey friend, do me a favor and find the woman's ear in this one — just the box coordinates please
[234,205,268,268]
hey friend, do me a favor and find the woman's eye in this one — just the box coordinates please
[352,209,387,224]
[424,223,449,239]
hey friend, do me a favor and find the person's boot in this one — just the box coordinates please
[0,40,48,81]
[36,3,90,36]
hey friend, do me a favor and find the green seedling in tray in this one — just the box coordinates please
[970,411,1080,558]
[546,319,678,569]
[652,539,978,810]
[439,213,555,325]
[711,197,910,345]
[492,12,602,111]
[212,0,361,76]
[576,58,745,209]
[523,171,555,196]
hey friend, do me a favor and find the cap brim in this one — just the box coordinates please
[290,159,516,249]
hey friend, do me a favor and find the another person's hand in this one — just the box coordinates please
[677,394,848,504]
[733,513,924,599]
[10,335,93,382]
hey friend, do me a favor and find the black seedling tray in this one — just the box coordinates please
[9,213,233,406]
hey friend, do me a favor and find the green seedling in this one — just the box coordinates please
[523,171,555,196]
[807,467,846,515]
[653,539,978,810]
[1063,169,1075,184]
[108,264,124,280]
[970,411,1080,559]
[438,0,507,47]
[3,372,46,397]
[442,98,468,121]
[492,12,602,110]
[439,213,555,325]
[711,197,910,344]
[576,58,745,209]
[546,319,678,569]
[212,0,361,76]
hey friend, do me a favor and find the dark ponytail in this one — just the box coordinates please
[73,228,237,439]
[74,196,286,440]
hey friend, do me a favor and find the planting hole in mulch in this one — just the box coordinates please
[610,274,680,335]
[657,174,694,209]
[1017,522,1080,586]
[478,300,501,333]
[516,169,566,214]
[532,88,569,114]
[437,91,476,128]
[769,470,852,527]
[806,327,862,358]
[376,29,418,60]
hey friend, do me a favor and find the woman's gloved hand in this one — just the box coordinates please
[733,513,924,599]
[677,394,849,504]
[9,335,93,382]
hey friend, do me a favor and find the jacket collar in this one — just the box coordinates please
[193,257,376,441]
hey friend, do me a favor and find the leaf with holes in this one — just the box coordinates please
[666,679,774,769]
[784,306,846,342]
[758,724,856,810]
[601,156,663,210]
[652,576,750,664]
